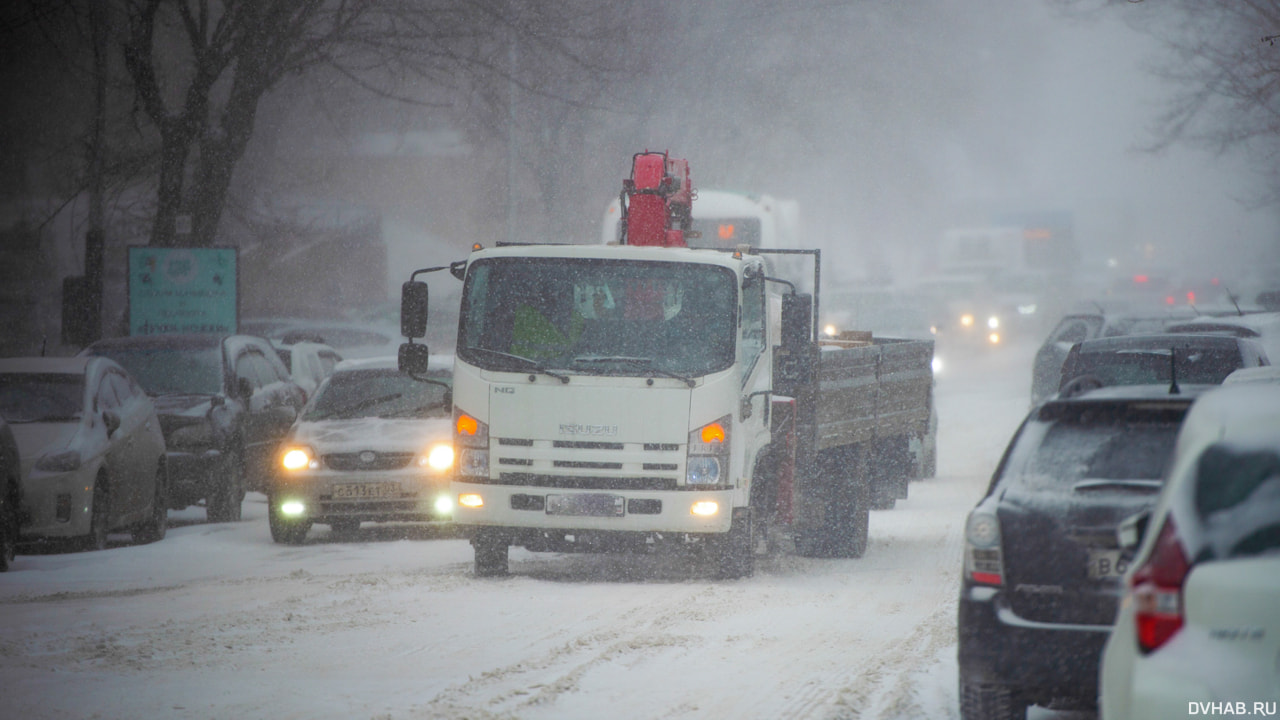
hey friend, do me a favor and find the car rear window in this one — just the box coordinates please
[1076,348,1243,386]
[1194,443,1280,560]
[1001,405,1185,491]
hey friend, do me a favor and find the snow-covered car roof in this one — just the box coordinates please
[1223,366,1280,385]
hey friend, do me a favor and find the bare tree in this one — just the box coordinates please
[1057,0,1280,203]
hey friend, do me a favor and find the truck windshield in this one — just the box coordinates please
[458,258,737,377]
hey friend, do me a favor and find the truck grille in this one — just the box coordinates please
[491,437,682,490]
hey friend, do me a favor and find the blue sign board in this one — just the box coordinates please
[128,247,238,335]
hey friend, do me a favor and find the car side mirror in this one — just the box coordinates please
[1117,510,1150,556]
[103,410,121,437]
[236,377,254,401]
[401,281,430,339]
[399,342,432,375]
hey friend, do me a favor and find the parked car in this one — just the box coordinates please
[1099,383,1280,720]
[1164,311,1280,364]
[271,341,342,401]
[81,334,306,521]
[1030,306,1198,406]
[0,357,168,550]
[1057,333,1268,397]
[958,383,1205,719]
[0,418,22,570]
[268,355,454,544]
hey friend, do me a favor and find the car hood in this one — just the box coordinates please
[289,417,452,453]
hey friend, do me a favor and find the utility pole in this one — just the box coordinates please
[505,1,518,247]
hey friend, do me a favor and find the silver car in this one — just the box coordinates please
[268,355,453,543]
[0,357,168,550]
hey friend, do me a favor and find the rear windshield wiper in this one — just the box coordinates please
[468,347,570,384]
[572,355,696,388]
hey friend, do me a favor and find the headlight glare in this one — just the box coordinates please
[425,444,454,471]
[281,447,315,471]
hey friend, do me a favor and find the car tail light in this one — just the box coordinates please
[964,511,1003,586]
[1130,516,1189,654]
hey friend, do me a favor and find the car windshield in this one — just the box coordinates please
[95,345,223,396]
[1074,348,1242,386]
[0,373,84,423]
[457,257,737,376]
[304,369,451,421]
[1003,408,1183,491]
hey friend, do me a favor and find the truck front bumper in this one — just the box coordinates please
[450,480,736,536]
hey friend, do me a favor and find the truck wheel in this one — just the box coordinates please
[131,463,169,544]
[206,446,244,523]
[473,531,509,577]
[796,482,867,559]
[959,681,1028,720]
[268,497,311,545]
[711,509,755,579]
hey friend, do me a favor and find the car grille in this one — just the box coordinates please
[324,452,415,471]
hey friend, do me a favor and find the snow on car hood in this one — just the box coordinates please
[289,417,452,453]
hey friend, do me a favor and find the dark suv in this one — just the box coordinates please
[82,334,305,521]
[958,384,1203,719]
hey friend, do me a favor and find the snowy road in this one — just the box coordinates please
[0,342,1077,720]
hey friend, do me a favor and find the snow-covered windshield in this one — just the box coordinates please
[0,373,84,423]
[1194,443,1280,560]
[1002,411,1182,490]
[457,258,737,377]
[303,369,451,421]
[99,346,223,396]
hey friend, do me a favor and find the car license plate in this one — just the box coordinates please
[545,494,625,517]
[1087,549,1128,580]
[331,482,400,500]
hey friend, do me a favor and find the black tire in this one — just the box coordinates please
[206,446,244,523]
[132,463,169,544]
[268,497,311,544]
[473,531,509,577]
[328,518,361,535]
[80,474,110,552]
[711,510,755,579]
[0,480,18,572]
[959,682,1028,720]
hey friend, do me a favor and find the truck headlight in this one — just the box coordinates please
[687,415,730,486]
[424,444,454,471]
[453,407,490,480]
[987,315,1000,329]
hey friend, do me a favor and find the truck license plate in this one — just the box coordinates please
[1087,549,1128,580]
[332,482,400,500]
[545,494,625,517]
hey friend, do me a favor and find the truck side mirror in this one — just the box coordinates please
[401,281,430,339]
[781,293,812,351]
[398,342,432,375]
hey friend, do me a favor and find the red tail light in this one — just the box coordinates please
[1130,517,1189,654]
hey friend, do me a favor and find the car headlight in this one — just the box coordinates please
[960,314,975,327]
[35,450,81,473]
[281,446,319,471]
[822,323,839,337]
[987,316,1000,329]
[424,444,454,471]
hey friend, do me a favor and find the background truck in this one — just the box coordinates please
[400,151,934,577]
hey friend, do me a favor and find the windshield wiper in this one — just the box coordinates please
[468,347,570,384]
[572,355,696,388]
[313,393,403,420]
